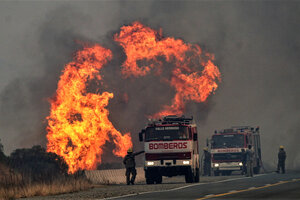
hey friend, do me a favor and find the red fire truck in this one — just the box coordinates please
[209,126,262,176]
[139,115,199,184]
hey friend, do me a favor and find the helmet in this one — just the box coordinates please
[127,148,133,153]
[203,147,208,151]
[279,145,284,149]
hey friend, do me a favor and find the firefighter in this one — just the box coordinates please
[277,145,286,174]
[123,148,144,185]
[203,147,211,176]
[241,149,247,175]
[246,145,254,177]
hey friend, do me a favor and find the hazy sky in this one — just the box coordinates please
[0,1,299,169]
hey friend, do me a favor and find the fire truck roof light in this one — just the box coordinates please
[148,115,194,126]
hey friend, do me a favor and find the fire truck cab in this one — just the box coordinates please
[139,115,199,184]
[210,126,261,176]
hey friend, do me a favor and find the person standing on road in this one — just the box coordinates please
[277,145,286,174]
[203,147,211,176]
[123,148,145,185]
[246,145,254,177]
[241,149,247,175]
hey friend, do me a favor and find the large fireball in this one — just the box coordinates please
[46,45,132,173]
[114,22,221,118]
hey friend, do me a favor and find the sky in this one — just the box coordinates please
[0,0,299,170]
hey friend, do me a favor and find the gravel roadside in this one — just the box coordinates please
[23,175,243,200]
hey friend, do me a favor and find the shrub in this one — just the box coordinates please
[9,145,68,182]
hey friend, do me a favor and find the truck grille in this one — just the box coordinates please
[212,152,242,162]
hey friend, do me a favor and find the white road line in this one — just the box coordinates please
[229,190,237,193]
[265,183,271,186]
[103,193,137,200]
[100,173,269,200]
[204,194,214,197]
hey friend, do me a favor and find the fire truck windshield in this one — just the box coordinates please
[145,126,190,142]
[211,134,244,148]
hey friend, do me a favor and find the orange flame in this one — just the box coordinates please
[114,22,221,118]
[46,44,132,173]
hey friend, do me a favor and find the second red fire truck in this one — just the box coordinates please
[209,126,262,176]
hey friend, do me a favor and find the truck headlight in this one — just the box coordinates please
[214,163,219,167]
[238,162,243,166]
[147,161,154,166]
[183,161,190,165]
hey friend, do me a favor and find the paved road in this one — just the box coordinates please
[111,171,300,200]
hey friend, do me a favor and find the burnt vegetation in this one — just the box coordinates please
[9,145,68,182]
[0,139,91,199]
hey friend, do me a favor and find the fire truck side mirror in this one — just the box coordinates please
[193,133,198,141]
[139,129,145,142]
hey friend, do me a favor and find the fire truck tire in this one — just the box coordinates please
[194,168,200,182]
[185,167,194,183]
[214,171,220,176]
[145,170,155,184]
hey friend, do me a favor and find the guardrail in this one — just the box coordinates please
[85,167,144,184]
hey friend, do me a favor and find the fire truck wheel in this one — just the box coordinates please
[185,167,194,183]
[194,168,200,183]
[145,170,155,184]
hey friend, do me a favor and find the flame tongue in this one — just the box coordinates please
[114,22,221,118]
[46,44,132,173]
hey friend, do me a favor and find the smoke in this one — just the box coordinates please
[0,1,299,169]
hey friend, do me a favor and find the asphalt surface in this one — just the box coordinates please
[22,175,243,200]
[112,171,300,200]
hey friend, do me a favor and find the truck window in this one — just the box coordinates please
[145,126,190,142]
[211,134,244,148]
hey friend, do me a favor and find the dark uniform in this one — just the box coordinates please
[277,147,286,174]
[241,149,247,175]
[203,149,211,176]
[246,145,254,177]
[123,150,144,185]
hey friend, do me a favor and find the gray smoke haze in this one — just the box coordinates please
[0,1,299,169]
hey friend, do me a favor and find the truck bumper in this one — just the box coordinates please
[212,162,243,171]
[144,160,193,177]
[145,159,192,168]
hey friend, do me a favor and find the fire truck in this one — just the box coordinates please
[139,115,199,184]
[209,126,262,176]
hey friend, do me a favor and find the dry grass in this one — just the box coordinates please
[0,168,92,200]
